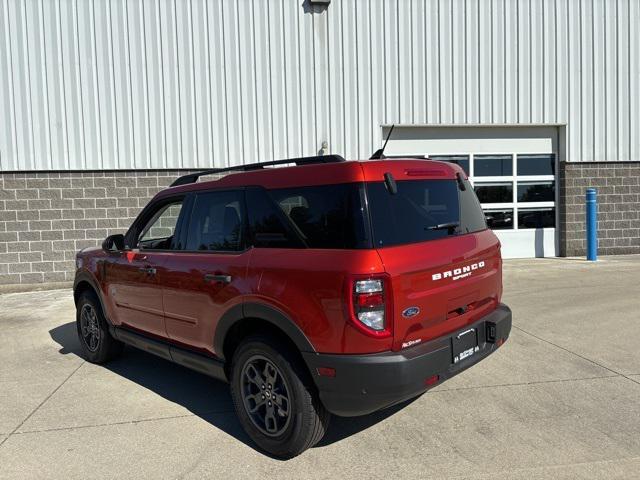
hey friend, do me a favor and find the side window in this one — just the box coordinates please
[138,200,184,250]
[185,191,245,252]
[268,183,369,249]
[246,188,302,248]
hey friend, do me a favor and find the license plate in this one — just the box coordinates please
[452,327,479,364]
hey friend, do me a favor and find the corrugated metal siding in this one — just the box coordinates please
[0,0,638,171]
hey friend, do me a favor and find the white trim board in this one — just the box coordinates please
[383,126,558,156]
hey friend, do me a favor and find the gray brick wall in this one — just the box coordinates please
[0,170,194,285]
[2,164,639,285]
[559,162,640,256]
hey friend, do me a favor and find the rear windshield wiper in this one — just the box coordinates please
[426,221,460,232]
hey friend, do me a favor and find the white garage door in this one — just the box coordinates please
[385,126,559,259]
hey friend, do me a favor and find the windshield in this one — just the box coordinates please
[366,179,487,248]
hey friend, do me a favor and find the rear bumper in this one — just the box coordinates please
[303,303,512,417]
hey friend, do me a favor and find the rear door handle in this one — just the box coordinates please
[204,273,232,284]
[138,267,156,275]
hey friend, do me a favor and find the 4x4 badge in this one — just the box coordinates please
[402,307,420,318]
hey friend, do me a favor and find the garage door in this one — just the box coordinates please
[384,126,559,259]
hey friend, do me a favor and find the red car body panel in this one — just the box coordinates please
[246,248,390,354]
[378,230,502,352]
[160,250,250,352]
[76,159,503,358]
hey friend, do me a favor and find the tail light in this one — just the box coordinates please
[348,276,393,338]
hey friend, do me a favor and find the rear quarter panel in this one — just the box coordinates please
[246,248,391,354]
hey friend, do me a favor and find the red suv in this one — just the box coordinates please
[73,155,511,458]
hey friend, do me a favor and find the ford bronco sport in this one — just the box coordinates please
[73,155,511,458]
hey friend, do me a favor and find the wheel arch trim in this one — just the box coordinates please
[73,271,111,325]
[214,302,316,361]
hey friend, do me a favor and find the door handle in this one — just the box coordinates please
[204,273,232,284]
[138,266,156,275]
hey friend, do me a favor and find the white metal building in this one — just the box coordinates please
[1,0,639,284]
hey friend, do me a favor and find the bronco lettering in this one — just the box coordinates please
[432,261,486,281]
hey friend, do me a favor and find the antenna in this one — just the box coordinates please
[369,124,395,159]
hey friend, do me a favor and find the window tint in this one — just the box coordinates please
[246,188,302,248]
[366,179,486,247]
[474,155,513,176]
[185,191,244,251]
[267,183,369,249]
[138,201,184,250]
[517,154,555,176]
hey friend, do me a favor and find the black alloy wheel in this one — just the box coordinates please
[75,290,124,364]
[241,355,291,437]
[79,303,101,352]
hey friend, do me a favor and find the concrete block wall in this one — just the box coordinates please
[2,164,640,285]
[0,170,193,285]
[559,162,640,256]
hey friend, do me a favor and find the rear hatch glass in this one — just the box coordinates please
[366,178,501,352]
[366,178,486,247]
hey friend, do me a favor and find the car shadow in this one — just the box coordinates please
[49,321,416,458]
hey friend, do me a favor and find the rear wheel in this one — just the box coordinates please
[230,335,330,458]
[76,291,124,364]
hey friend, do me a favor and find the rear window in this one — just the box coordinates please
[366,179,486,247]
[267,183,370,249]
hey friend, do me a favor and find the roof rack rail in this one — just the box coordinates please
[170,154,346,187]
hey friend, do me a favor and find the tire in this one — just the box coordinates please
[76,290,124,364]
[230,334,330,458]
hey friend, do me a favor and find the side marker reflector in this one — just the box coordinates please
[317,367,336,378]
[425,375,439,386]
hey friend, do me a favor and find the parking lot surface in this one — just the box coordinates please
[1,256,640,479]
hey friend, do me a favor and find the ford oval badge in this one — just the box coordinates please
[402,307,420,318]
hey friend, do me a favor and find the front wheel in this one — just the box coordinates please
[76,290,124,364]
[230,335,330,458]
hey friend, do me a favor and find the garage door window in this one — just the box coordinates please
[474,155,513,176]
[475,182,513,203]
[517,181,555,202]
[518,207,555,228]
[429,155,470,175]
[482,208,514,230]
[517,154,555,176]
[428,153,556,230]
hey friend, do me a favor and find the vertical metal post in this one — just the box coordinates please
[586,188,597,261]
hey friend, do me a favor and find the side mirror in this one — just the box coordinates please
[102,234,126,252]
